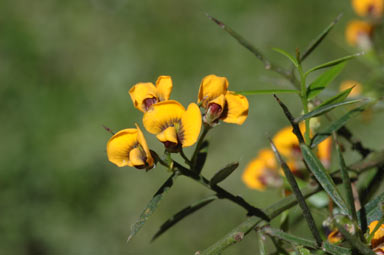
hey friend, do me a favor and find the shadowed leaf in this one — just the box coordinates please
[151,195,217,241]
[307,62,346,99]
[301,13,343,62]
[358,191,384,227]
[210,162,239,185]
[316,88,353,109]
[310,105,366,148]
[306,53,362,74]
[322,242,352,255]
[195,141,209,174]
[127,173,178,242]
[237,89,299,95]
[294,98,361,123]
[300,144,349,215]
[272,48,299,67]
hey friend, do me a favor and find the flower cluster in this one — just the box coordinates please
[242,123,332,191]
[106,74,249,170]
[346,0,383,49]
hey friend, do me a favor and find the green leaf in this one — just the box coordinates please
[257,231,266,255]
[151,195,217,241]
[237,89,299,95]
[322,242,352,255]
[335,138,358,221]
[300,144,349,215]
[358,192,384,227]
[316,88,353,109]
[210,162,239,185]
[273,48,299,68]
[306,53,362,74]
[300,13,343,62]
[263,227,318,249]
[271,141,322,245]
[294,99,361,123]
[298,246,311,255]
[307,62,346,99]
[195,141,209,174]
[127,173,178,242]
[310,105,366,148]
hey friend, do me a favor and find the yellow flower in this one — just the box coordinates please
[242,149,282,191]
[143,100,202,149]
[327,229,343,244]
[106,124,154,169]
[345,20,373,48]
[198,74,249,125]
[129,75,173,112]
[352,0,383,17]
[340,80,363,97]
[318,137,333,169]
[369,221,384,249]
[272,124,305,159]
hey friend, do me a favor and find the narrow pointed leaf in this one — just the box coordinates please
[294,99,361,123]
[210,162,239,185]
[316,88,353,109]
[358,192,384,227]
[272,48,299,68]
[307,62,346,99]
[310,105,366,148]
[271,141,322,246]
[257,231,266,255]
[263,227,318,248]
[322,242,352,255]
[335,138,358,221]
[306,53,362,74]
[237,89,299,95]
[127,173,178,242]
[301,13,343,62]
[151,195,217,241]
[300,144,349,215]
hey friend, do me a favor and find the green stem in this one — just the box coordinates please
[298,64,310,145]
[179,148,191,165]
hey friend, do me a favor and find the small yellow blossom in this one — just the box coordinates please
[198,74,249,125]
[272,124,305,159]
[345,20,373,48]
[340,80,363,97]
[327,229,343,244]
[242,149,282,191]
[143,100,202,149]
[352,0,383,17]
[129,75,173,112]
[369,221,384,249]
[107,124,154,169]
[318,137,333,168]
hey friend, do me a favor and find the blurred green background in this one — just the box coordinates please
[1,0,383,254]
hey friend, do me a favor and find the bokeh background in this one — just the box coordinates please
[2,0,384,254]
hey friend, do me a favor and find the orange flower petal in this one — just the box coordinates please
[352,0,383,17]
[317,137,332,168]
[180,103,202,147]
[106,129,138,167]
[129,147,145,166]
[156,75,173,101]
[143,100,185,134]
[369,220,384,248]
[198,74,228,108]
[345,20,373,46]
[327,229,343,244]
[222,91,249,125]
[135,123,154,167]
[129,82,158,112]
[242,158,268,191]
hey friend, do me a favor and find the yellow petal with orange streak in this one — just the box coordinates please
[143,100,185,134]
[156,126,178,144]
[106,129,138,167]
[222,91,249,125]
[156,75,173,101]
[352,0,383,17]
[198,74,228,108]
[180,103,202,147]
[129,82,157,112]
[135,123,154,167]
[369,220,384,248]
